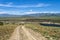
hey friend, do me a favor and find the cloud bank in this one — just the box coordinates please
[0,3,50,8]
[23,11,60,14]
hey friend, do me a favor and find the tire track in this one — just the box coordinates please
[8,26,20,40]
[8,26,47,40]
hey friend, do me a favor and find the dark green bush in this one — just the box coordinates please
[0,22,4,25]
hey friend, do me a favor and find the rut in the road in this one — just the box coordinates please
[8,26,47,40]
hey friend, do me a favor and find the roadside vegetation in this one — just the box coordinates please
[0,22,18,40]
[25,23,60,40]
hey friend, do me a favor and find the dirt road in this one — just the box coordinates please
[8,26,47,40]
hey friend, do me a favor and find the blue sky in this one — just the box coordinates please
[0,0,60,15]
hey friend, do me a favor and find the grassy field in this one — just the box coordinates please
[25,23,60,40]
[0,23,18,40]
[0,16,60,20]
[0,16,60,40]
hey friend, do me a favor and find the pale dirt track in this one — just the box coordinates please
[8,26,47,40]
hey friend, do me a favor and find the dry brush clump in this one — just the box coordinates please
[0,23,18,40]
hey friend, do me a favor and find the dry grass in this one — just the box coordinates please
[0,24,18,40]
[25,23,60,40]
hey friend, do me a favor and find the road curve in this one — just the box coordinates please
[8,26,47,40]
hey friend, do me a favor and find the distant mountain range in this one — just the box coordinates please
[22,13,60,17]
[0,13,60,17]
[0,14,21,17]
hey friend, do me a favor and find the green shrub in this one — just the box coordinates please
[0,22,4,25]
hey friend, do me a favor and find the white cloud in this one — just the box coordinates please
[41,11,60,13]
[30,10,33,12]
[0,3,51,8]
[7,2,13,5]
[0,11,8,14]
[17,3,50,8]
[23,11,40,14]
[23,11,60,14]
[34,3,50,7]
[0,3,13,7]
[0,2,14,7]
